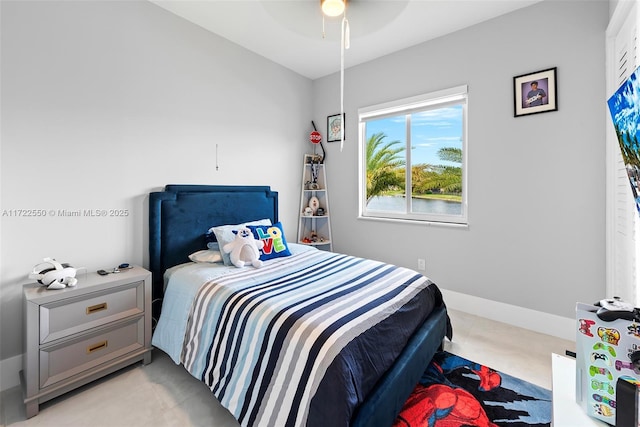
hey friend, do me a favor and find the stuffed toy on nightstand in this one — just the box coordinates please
[223,227,265,268]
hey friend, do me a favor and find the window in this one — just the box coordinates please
[358,85,468,225]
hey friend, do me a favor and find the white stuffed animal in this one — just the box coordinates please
[222,227,265,268]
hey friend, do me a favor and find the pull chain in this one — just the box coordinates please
[340,13,349,152]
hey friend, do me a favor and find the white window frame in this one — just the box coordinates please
[358,85,468,225]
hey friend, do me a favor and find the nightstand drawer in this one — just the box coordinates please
[40,280,144,344]
[39,316,144,388]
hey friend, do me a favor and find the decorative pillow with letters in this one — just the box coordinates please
[248,222,292,261]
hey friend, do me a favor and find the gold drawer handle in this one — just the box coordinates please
[87,340,108,354]
[86,302,107,315]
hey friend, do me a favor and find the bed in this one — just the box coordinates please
[148,185,451,427]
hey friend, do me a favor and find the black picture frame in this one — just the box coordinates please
[327,113,345,142]
[513,67,558,117]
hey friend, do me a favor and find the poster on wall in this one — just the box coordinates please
[607,66,640,216]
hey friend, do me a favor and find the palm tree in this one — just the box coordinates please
[437,147,462,164]
[366,132,405,203]
[412,147,462,195]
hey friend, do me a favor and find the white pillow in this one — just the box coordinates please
[189,249,223,263]
[210,219,272,266]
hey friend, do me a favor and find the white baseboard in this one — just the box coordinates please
[1,354,21,392]
[441,288,576,342]
[0,291,575,392]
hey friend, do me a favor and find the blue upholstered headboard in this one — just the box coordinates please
[148,185,278,319]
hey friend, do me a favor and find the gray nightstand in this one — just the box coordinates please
[21,266,152,418]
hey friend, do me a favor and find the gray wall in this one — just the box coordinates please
[0,0,312,361]
[0,0,611,373]
[313,0,609,319]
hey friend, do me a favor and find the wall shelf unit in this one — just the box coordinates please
[297,154,332,251]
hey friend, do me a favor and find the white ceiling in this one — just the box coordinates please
[149,0,543,80]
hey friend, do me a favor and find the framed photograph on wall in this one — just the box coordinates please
[513,67,557,117]
[327,113,345,142]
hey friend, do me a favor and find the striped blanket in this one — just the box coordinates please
[171,249,443,427]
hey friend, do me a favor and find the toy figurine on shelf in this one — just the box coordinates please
[300,229,327,245]
[308,196,320,214]
[309,161,320,190]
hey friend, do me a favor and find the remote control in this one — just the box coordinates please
[599,298,635,312]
